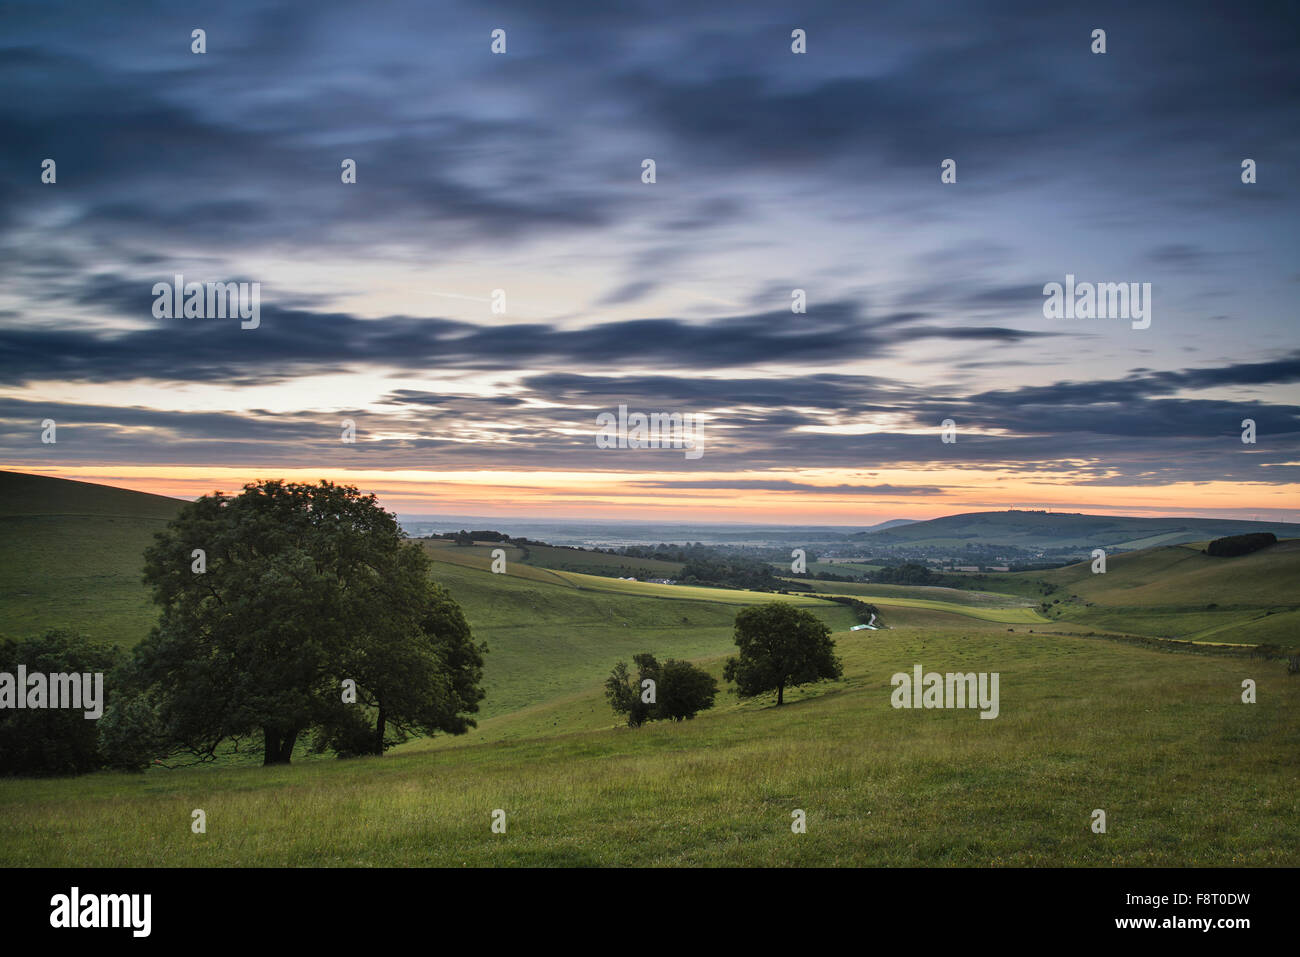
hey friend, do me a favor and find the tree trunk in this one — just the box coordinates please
[374,705,386,756]
[777,682,784,706]
[262,727,281,765]
[262,726,296,765]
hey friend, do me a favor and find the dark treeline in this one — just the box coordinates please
[819,595,881,625]
[1205,532,1276,557]
[610,543,784,589]
[869,562,951,586]
[679,556,784,590]
[431,529,547,547]
[613,542,721,562]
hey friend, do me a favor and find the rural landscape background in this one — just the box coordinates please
[1,469,1296,866]
[1,0,1297,871]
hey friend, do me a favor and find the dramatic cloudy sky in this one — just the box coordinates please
[1,0,1297,522]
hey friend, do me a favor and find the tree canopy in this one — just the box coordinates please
[605,652,717,727]
[723,602,841,706]
[110,480,485,767]
[0,630,120,777]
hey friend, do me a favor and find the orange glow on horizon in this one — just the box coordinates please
[7,463,1296,525]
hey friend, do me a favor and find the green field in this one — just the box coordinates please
[794,578,1039,607]
[2,622,1294,866]
[797,561,885,577]
[410,548,856,719]
[514,542,684,579]
[548,568,833,605]
[1,471,1296,868]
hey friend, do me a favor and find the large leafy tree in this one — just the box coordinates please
[723,602,842,706]
[125,480,485,765]
[315,545,486,756]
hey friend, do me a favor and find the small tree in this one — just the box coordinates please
[605,654,658,727]
[605,653,717,726]
[656,658,718,721]
[723,602,841,705]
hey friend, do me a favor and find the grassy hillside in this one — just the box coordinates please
[0,470,183,520]
[793,579,1038,608]
[414,544,858,718]
[2,472,1295,869]
[862,509,1300,550]
[2,623,1293,866]
[812,592,1048,624]
[0,471,185,646]
[1040,540,1300,606]
[969,541,1300,644]
[0,475,845,720]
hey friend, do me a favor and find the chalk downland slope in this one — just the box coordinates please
[978,540,1300,643]
[0,471,184,646]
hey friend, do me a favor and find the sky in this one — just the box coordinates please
[1,0,1297,525]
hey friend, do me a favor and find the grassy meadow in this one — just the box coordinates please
[2,616,1294,866]
[0,471,1296,867]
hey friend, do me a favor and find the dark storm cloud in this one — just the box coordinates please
[0,290,1054,386]
[0,41,618,262]
[615,1,1300,193]
[2,0,1293,263]
[519,372,911,409]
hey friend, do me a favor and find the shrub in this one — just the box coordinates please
[0,630,120,777]
[605,653,717,726]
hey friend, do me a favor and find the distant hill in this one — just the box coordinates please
[0,471,185,645]
[857,509,1300,551]
[860,518,917,533]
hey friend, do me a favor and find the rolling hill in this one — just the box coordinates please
[967,540,1300,644]
[858,509,1299,551]
[0,471,185,645]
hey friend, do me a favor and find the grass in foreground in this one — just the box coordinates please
[2,624,1293,867]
